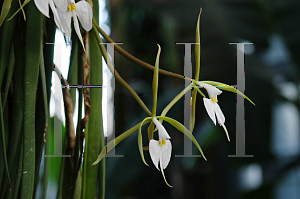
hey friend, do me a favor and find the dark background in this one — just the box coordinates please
[103,0,300,198]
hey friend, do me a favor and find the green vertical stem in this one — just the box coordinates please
[33,41,49,195]
[74,45,83,197]
[93,1,105,197]
[82,28,104,198]
[82,0,105,197]
[20,1,43,198]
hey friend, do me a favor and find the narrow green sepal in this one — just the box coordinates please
[152,44,161,117]
[160,164,173,187]
[92,122,142,165]
[194,8,202,81]
[7,0,30,21]
[138,117,152,166]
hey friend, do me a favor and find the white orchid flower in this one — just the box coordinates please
[199,82,230,141]
[57,0,93,50]
[149,118,172,187]
[34,0,67,33]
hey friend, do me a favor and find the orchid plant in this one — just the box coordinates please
[0,1,255,199]
[34,0,92,50]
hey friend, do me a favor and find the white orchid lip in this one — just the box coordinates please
[34,0,67,33]
[197,82,230,142]
[149,117,172,187]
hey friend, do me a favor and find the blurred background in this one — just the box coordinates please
[102,0,300,198]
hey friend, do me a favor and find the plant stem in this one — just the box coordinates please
[92,25,152,116]
[92,18,188,81]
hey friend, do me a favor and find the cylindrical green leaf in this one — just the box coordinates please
[82,13,104,199]
[20,1,43,198]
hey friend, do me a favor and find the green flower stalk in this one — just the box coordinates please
[138,45,206,187]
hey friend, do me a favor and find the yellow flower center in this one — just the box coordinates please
[159,139,166,148]
[211,96,218,103]
[68,4,77,12]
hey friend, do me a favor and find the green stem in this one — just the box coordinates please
[92,18,187,81]
[92,25,152,116]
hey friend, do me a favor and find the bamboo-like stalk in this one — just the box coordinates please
[20,2,43,198]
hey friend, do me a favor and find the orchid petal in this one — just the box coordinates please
[160,140,172,170]
[221,124,230,142]
[57,9,72,36]
[159,156,173,187]
[214,102,225,125]
[49,0,64,33]
[149,140,160,171]
[201,82,222,98]
[203,98,216,125]
[153,117,170,140]
[74,1,93,31]
[53,0,67,12]
[34,0,50,17]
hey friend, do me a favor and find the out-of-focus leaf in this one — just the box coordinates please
[0,92,11,197]
[0,0,12,26]
[0,0,18,87]
[5,24,26,199]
